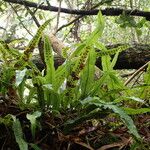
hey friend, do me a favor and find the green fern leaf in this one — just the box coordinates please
[81,98,141,140]
[97,44,130,57]
[80,47,97,98]
[122,107,150,115]
[0,39,21,58]
[43,35,55,85]
[12,116,28,150]
[24,19,52,61]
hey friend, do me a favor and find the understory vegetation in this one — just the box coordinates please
[0,0,150,150]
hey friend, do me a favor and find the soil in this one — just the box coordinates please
[0,102,150,150]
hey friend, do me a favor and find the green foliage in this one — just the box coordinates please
[81,97,141,139]
[80,47,97,98]
[140,63,150,100]
[0,114,13,126]
[0,11,149,149]
[26,111,41,140]
[15,18,52,68]
[12,115,28,150]
[122,107,150,115]
[24,19,52,59]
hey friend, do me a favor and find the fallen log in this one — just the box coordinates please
[32,43,150,70]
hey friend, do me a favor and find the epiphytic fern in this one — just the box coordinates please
[23,19,52,61]
[66,46,90,100]
[15,19,52,68]
[96,44,130,57]
[0,39,21,59]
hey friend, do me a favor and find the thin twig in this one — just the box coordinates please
[9,3,33,36]
[124,61,150,86]
[54,0,62,34]
[56,16,83,33]
[56,1,105,33]
[4,0,150,20]
[25,5,40,27]
[0,26,6,30]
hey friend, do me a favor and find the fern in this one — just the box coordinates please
[80,47,97,98]
[24,19,52,60]
[97,44,130,57]
[15,19,52,68]
[43,35,55,85]
[66,46,90,100]
[122,107,150,115]
[81,97,141,140]
[0,43,7,61]
[12,116,28,150]
[0,39,21,58]
[26,111,41,140]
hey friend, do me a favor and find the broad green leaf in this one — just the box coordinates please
[26,111,41,140]
[12,116,28,150]
[106,104,141,139]
[81,98,141,139]
[15,68,27,86]
[122,107,150,115]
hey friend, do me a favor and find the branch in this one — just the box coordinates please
[9,2,34,36]
[124,61,150,86]
[3,0,150,19]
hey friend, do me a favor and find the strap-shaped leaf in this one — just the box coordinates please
[12,116,28,150]
[97,44,130,57]
[0,39,22,58]
[122,107,150,115]
[81,98,141,140]
[43,35,55,85]
[24,19,52,60]
[80,47,97,98]
[86,11,105,45]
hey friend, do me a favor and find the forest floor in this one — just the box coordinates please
[0,102,150,150]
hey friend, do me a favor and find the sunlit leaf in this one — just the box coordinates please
[15,68,27,87]
[26,111,41,140]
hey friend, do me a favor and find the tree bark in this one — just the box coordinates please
[3,0,150,20]
[32,43,150,70]
[97,44,150,69]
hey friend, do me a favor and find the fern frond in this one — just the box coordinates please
[97,44,130,57]
[12,116,28,150]
[81,98,141,140]
[24,19,52,61]
[43,35,55,84]
[0,43,7,60]
[0,39,21,59]
[67,47,90,87]
[66,46,90,99]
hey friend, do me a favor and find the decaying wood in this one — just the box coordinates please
[33,43,150,70]
[96,43,150,69]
